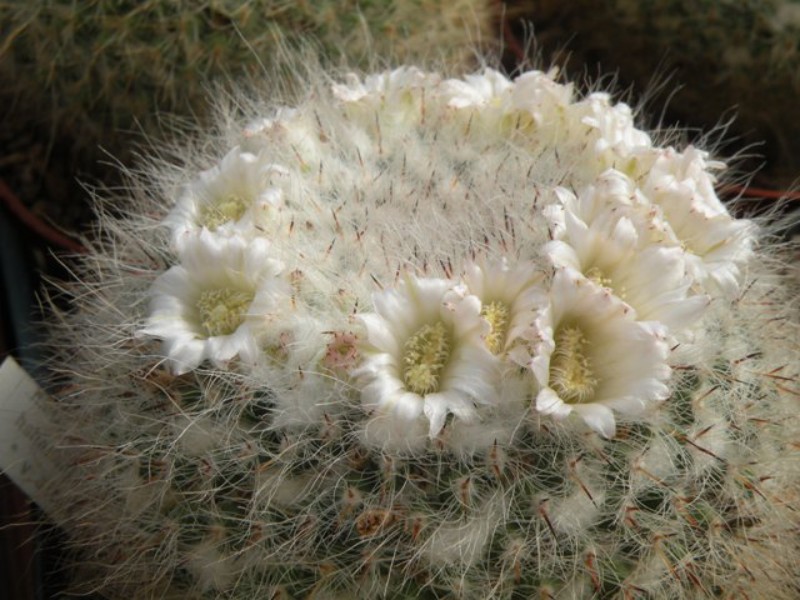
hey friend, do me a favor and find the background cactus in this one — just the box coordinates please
[507,0,800,187]
[38,52,800,600]
[1,0,494,150]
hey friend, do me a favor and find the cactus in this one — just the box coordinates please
[0,0,494,175]
[39,54,800,599]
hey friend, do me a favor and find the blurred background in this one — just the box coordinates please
[2,1,799,597]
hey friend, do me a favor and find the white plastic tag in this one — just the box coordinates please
[0,356,58,517]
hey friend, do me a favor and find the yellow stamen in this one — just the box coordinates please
[585,266,626,300]
[196,288,254,337]
[403,321,451,395]
[585,266,613,289]
[549,326,598,404]
[198,194,249,230]
[481,300,510,355]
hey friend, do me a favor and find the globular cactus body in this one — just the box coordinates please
[42,56,800,599]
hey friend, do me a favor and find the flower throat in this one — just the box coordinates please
[549,325,598,403]
[196,288,254,337]
[403,321,452,395]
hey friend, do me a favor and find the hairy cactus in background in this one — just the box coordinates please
[40,55,800,599]
[0,0,493,171]
[510,0,800,185]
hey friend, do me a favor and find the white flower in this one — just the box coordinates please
[139,231,287,374]
[639,146,755,295]
[645,146,729,217]
[355,275,497,448]
[332,67,443,146]
[164,147,287,250]
[332,67,439,104]
[543,168,659,240]
[441,68,514,108]
[570,92,651,170]
[441,68,573,144]
[544,172,709,331]
[462,258,546,361]
[510,68,574,125]
[530,268,671,438]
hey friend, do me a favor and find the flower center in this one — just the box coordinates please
[199,194,249,230]
[403,321,452,395]
[481,300,510,354]
[196,288,254,337]
[549,326,598,404]
[585,266,613,289]
[585,266,626,299]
